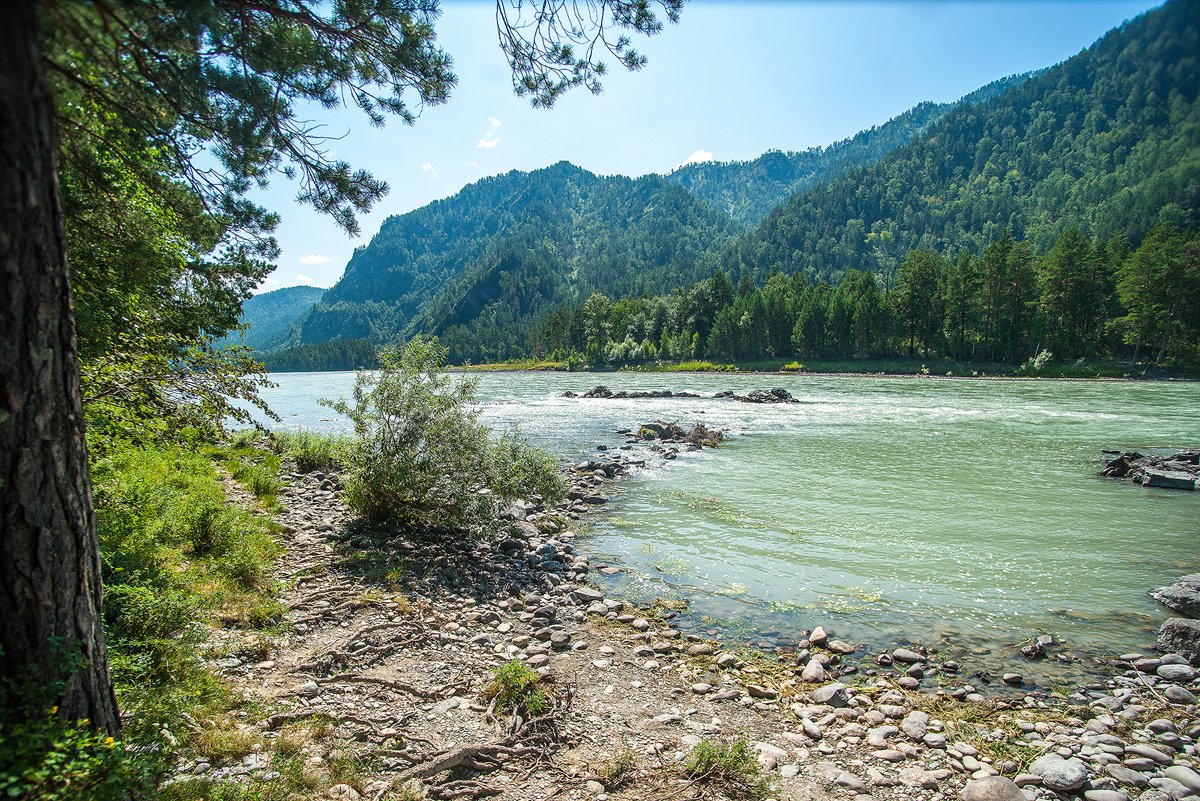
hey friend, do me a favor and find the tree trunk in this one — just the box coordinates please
[0,1,120,733]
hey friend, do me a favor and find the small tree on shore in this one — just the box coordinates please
[327,338,563,533]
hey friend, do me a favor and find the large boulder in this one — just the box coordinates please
[1151,574,1200,618]
[960,777,1025,801]
[1131,465,1198,490]
[1029,755,1088,792]
[1159,617,1200,664]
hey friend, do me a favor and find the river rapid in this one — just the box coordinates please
[258,370,1200,681]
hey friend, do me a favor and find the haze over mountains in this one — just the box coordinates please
[244,0,1198,368]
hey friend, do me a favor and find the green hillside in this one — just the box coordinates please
[294,162,743,355]
[225,285,326,353]
[725,0,1199,284]
[664,73,1033,226]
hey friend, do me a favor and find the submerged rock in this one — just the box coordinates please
[730,387,799,403]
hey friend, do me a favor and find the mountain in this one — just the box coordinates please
[227,285,326,352]
[664,73,1034,227]
[285,77,1035,361]
[726,0,1199,283]
[293,162,743,355]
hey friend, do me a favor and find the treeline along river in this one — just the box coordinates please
[259,371,1200,682]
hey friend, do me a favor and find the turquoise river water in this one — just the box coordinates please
[258,371,1200,678]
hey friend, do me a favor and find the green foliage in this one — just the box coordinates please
[0,707,152,801]
[223,448,283,505]
[262,338,379,373]
[274,430,353,474]
[80,333,278,448]
[683,739,770,801]
[482,661,550,718]
[666,72,1033,226]
[1117,223,1200,364]
[0,440,284,799]
[1017,349,1056,376]
[295,163,744,362]
[729,0,1200,283]
[326,338,564,532]
[92,443,281,699]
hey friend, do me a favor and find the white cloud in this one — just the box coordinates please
[674,149,716,171]
[421,161,439,178]
[296,274,314,283]
[261,276,280,287]
[477,116,502,149]
[463,160,480,168]
[299,253,331,265]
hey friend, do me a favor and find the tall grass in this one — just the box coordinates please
[273,429,353,473]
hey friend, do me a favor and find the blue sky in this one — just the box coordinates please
[253,0,1162,293]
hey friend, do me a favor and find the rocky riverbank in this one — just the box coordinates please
[177,434,1200,801]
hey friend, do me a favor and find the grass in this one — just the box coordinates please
[272,429,353,474]
[456,359,567,371]
[683,739,771,801]
[481,661,551,717]
[85,439,287,783]
[455,355,1197,379]
[597,745,640,791]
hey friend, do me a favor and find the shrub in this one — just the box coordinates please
[0,707,153,801]
[481,661,550,717]
[683,739,770,801]
[1017,348,1055,375]
[325,338,564,533]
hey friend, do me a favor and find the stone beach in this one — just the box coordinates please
[177,425,1200,801]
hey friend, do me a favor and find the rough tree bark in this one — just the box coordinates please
[0,0,120,733]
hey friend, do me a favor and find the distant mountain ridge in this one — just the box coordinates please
[725,0,1199,283]
[664,72,1036,226]
[228,285,325,353]
[294,162,743,348]
[280,73,1035,355]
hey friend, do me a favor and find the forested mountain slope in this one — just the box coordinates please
[287,78,1039,356]
[294,162,742,348]
[725,0,1199,283]
[226,285,325,352]
[665,73,1033,226]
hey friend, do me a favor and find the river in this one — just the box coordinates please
[258,370,1200,679]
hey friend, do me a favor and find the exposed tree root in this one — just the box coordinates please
[317,672,444,699]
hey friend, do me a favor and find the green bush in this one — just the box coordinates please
[0,708,153,801]
[683,739,770,801]
[325,338,564,533]
[482,661,550,717]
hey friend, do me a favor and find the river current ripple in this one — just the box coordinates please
[258,370,1200,681]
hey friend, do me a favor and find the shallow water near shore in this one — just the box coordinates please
[260,370,1200,682]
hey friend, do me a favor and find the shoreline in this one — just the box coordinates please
[177,445,1200,801]
[449,364,1198,383]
